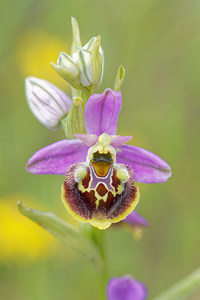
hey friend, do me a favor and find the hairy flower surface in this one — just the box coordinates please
[107,275,147,300]
[26,89,171,229]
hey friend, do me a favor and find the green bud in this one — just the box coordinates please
[61,96,85,138]
[72,36,104,92]
[89,36,104,92]
[51,52,81,89]
[113,65,126,91]
[52,18,104,94]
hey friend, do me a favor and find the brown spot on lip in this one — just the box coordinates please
[96,183,108,196]
[81,167,90,189]
[111,168,121,192]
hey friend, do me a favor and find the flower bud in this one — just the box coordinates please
[113,65,125,91]
[61,96,85,138]
[52,18,104,93]
[72,36,104,92]
[51,53,81,89]
[25,76,72,130]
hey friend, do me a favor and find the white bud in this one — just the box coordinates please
[57,52,79,78]
[25,77,72,130]
[73,49,93,86]
[72,36,104,90]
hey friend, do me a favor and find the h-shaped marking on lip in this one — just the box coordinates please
[89,164,114,192]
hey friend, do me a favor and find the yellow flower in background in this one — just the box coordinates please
[0,196,57,264]
[16,30,70,89]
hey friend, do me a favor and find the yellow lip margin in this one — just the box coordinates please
[61,184,140,230]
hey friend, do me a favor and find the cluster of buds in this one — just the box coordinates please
[51,18,104,93]
[25,17,109,137]
[52,35,104,93]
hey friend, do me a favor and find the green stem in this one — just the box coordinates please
[91,228,107,300]
[153,268,200,300]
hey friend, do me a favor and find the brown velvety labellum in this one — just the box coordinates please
[63,163,138,221]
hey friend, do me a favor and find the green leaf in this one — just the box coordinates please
[17,201,103,269]
[153,268,200,300]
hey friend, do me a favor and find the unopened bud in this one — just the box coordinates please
[25,76,72,130]
[52,18,104,93]
[72,36,104,92]
[113,65,125,92]
[51,52,81,89]
[61,96,85,138]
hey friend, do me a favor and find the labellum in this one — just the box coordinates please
[62,133,140,229]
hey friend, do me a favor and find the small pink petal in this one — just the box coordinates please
[111,135,132,147]
[74,134,98,147]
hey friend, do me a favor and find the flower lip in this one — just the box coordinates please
[62,162,140,230]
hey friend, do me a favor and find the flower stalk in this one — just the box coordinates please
[22,16,175,300]
[91,227,107,300]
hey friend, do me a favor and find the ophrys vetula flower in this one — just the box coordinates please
[26,89,171,229]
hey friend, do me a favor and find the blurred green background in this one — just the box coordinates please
[0,0,200,299]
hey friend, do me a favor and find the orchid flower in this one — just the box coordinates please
[26,89,171,230]
[107,275,147,300]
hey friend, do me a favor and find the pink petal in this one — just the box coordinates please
[26,139,88,175]
[85,89,122,135]
[117,145,172,183]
